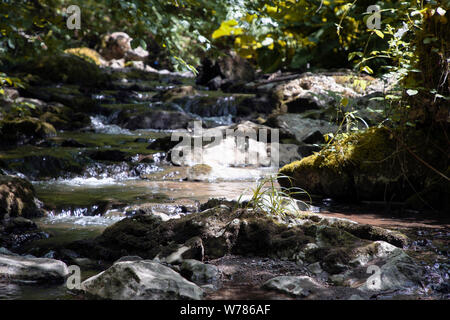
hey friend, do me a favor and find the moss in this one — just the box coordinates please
[0,117,56,145]
[315,225,361,247]
[0,145,87,179]
[337,223,409,248]
[281,127,394,174]
[279,126,447,204]
[64,47,104,66]
[51,131,163,158]
[23,54,109,87]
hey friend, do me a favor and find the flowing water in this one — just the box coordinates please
[1,84,448,300]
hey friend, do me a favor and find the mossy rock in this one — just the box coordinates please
[279,126,448,206]
[40,109,90,131]
[155,85,197,102]
[23,54,109,87]
[64,47,104,66]
[0,146,87,179]
[0,175,44,220]
[0,117,56,146]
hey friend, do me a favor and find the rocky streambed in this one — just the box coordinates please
[0,53,448,300]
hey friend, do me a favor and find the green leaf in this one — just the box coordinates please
[406,89,418,96]
[361,65,373,74]
[140,39,147,50]
[341,97,349,107]
[348,51,363,61]
[374,30,384,39]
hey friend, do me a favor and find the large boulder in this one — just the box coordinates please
[330,241,424,293]
[279,126,450,206]
[81,260,204,300]
[0,253,68,283]
[264,72,389,114]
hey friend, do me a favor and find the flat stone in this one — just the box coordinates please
[0,254,68,283]
[81,260,204,300]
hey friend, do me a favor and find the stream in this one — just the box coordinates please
[0,69,448,300]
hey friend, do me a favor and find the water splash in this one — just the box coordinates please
[90,115,133,135]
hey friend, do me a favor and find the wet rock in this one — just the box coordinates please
[199,198,236,212]
[0,254,68,283]
[350,241,398,267]
[0,175,45,220]
[0,117,56,147]
[237,94,277,114]
[1,153,86,180]
[180,259,221,286]
[22,85,99,114]
[0,217,47,250]
[262,275,324,297]
[81,260,204,300]
[68,201,417,292]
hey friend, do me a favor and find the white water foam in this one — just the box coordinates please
[44,209,125,227]
[90,115,133,135]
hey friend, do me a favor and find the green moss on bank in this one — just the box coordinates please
[279,126,449,210]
